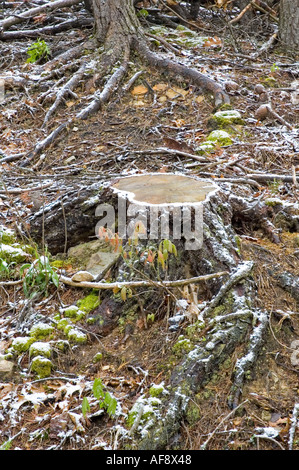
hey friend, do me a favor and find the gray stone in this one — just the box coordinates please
[0,359,15,379]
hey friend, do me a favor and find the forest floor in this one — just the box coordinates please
[0,1,299,451]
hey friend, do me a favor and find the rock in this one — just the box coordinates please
[208,109,244,129]
[31,356,53,378]
[254,84,266,94]
[255,104,269,121]
[67,239,120,281]
[71,271,95,282]
[0,359,15,379]
[206,130,233,146]
[224,80,238,92]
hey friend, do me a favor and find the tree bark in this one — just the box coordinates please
[279,0,299,51]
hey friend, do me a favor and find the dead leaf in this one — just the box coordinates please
[162,136,194,154]
[203,36,222,48]
[33,14,47,24]
[153,83,168,92]
[131,84,148,96]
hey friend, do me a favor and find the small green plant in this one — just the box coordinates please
[268,179,281,195]
[20,255,59,298]
[81,396,91,418]
[0,258,16,279]
[91,377,118,417]
[97,223,178,287]
[270,63,279,73]
[137,8,149,17]
[26,39,50,63]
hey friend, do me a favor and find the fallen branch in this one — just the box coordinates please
[0,17,93,39]
[0,0,81,31]
[59,271,228,290]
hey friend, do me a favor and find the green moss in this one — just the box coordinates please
[63,305,85,322]
[67,328,87,344]
[53,340,69,352]
[0,227,17,244]
[31,355,53,378]
[208,109,244,130]
[29,322,54,339]
[195,142,216,155]
[11,336,35,354]
[172,336,193,357]
[0,244,30,263]
[206,130,233,146]
[263,76,277,87]
[149,383,166,398]
[185,320,205,339]
[186,400,200,425]
[93,352,103,363]
[264,198,282,207]
[77,293,100,313]
[29,341,52,359]
[56,318,71,332]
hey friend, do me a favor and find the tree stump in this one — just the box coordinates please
[27,173,270,449]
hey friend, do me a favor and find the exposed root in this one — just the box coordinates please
[229,194,281,244]
[42,60,87,128]
[26,49,130,161]
[228,309,269,409]
[133,38,230,108]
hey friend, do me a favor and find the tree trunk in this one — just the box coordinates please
[279,0,299,51]
[92,0,139,45]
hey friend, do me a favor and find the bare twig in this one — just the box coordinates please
[0,0,81,31]
[59,271,228,290]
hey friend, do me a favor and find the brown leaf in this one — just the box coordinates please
[162,136,194,154]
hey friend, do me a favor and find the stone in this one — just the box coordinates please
[71,271,95,282]
[67,239,120,281]
[0,358,15,379]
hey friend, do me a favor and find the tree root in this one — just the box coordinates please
[229,194,281,244]
[42,60,87,127]
[228,309,269,409]
[134,38,230,108]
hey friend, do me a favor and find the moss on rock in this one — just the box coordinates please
[77,293,100,313]
[29,341,52,359]
[31,355,53,378]
[208,109,244,129]
[11,336,35,354]
[206,130,233,146]
[29,322,54,339]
